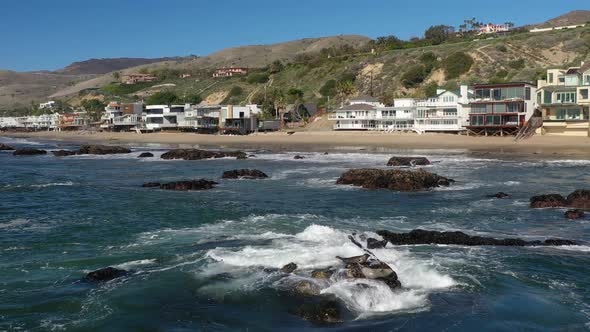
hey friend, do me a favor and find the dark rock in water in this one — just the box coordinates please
[160,149,247,160]
[294,155,305,160]
[323,152,329,155]
[222,169,268,179]
[387,156,431,167]
[13,148,47,156]
[78,144,131,155]
[83,267,127,282]
[290,300,342,325]
[280,262,297,273]
[52,150,76,157]
[336,168,454,191]
[292,280,321,296]
[367,238,387,249]
[490,192,511,199]
[0,143,15,150]
[143,179,218,191]
[566,190,590,209]
[565,209,585,220]
[544,238,577,246]
[311,268,335,279]
[530,194,567,208]
[377,229,577,246]
[138,152,154,158]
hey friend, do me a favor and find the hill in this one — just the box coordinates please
[531,10,590,28]
[54,57,185,75]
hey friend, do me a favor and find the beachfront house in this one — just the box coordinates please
[330,96,414,131]
[144,104,188,131]
[537,62,590,136]
[101,102,144,131]
[0,114,59,131]
[59,112,90,131]
[414,85,472,133]
[219,104,261,134]
[183,105,221,133]
[466,82,537,136]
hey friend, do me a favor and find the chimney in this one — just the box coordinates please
[460,85,469,103]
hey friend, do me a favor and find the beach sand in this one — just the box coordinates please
[3,131,590,157]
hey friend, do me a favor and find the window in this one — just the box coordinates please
[506,103,521,113]
[443,108,457,117]
[493,89,502,100]
[525,87,531,100]
[548,73,554,83]
[585,75,590,85]
[556,92,576,103]
[471,115,484,126]
[581,89,589,100]
[556,108,582,120]
[537,92,542,104]
[559,77,565,83]
[475,89,491,99]
[494,104,506,113]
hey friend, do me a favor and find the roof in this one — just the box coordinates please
[337,103,376,111]
[537,85,578,93]
[474,82,535,88]
[351,95,379,102]
[580,62,590,73]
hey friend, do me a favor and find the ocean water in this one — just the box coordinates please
[1,136,589,331]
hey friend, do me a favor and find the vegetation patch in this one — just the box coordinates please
[442,52,474,79]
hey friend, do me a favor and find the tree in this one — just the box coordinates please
[146,91,179,105]
[183,94,202,104]
[319,79,337,97]
[286,88,304,104]
[81,99,106,121]
[269,60,284,74]
[112,72,120,81]
[335,80,356,102]
[424,25,455,45]
[401,65,428,88]
[442,52,474,79]
[422,82,439,97]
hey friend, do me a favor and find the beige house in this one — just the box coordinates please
[537,62,590,136]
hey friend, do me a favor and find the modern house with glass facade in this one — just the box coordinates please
[466,82,537,136]
[537,62,590,136]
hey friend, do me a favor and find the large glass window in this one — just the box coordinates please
[581,89,589,100]
[525,87,531,100]
[556,92,576,103]
[471,115,484,126]
[494,104,506,113]
[475,89,491,99]
[506,103,521,113]
[556,108,582,120]
[544,91,552,104]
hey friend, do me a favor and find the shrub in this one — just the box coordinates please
[228,86,243,97]
[320,79,337,97]
[496,44,508,52]
[247,72,270,84]
[508,58,525,70]
[401,65,428,88]
[146,91,179,105]
[442,52,474,79]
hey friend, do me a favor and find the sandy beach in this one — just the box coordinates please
[3,130,590,157]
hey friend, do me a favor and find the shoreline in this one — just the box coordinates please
[3,131,590,157]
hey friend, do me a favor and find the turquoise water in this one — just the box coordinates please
[1,136,589,331]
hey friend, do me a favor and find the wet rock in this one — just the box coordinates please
[222,169,268,179]
[292,280,321,296]
[311,268,335,279]
[387,156,431,167]
[83,267,127,282]
[336,168,454,191]
[294,155,305,160]
[52,150,76,157]
[290,300,343,325]
[543,238,577,246]
[366,238,387,249]
[138,152,154,158]
[323,152,329,155]
[490,192,511,199]
[0,143,15,150]
[565,209,585,220]
[280,262,298,274]
[13,148,47,156]
[160,149,247,160]
[530,194,567,208]
[566,190,590,209]
[377,229,577,246]
[143,179,218,191]
[78,144,131,155]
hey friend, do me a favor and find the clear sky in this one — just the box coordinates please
[1,0,588,72]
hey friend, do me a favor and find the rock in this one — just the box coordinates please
[387,156,431,167]
[290,300,342,325]
[565,209,585,220]
[294,155,305,160]
[52,150,76,157]
[222,169,268,179]
[160,149,247,160]
[323,152,329,155]
[367,238,387,249]
[543,238,577,246]
[530,194,567,208]
[311,268,335,279]
[143,179,218,191]
[292,280,321,296]
[78,144,131,155]
[336,168,454,191]
[280,262,298,274]
[13,148,47,156]
[566,190,590,209]
[83,267,127,282]
[377,229,577,246]
[0,143,15,150]
[490,192,511,199]
[138,152,154,158]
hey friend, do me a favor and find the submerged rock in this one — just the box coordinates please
[0,143,15,150]
[143,179,218,191]
[377,229,577,246]
[530,194,567,208]
[160,149,246,160]
[13,148,47,156]
[387,156,431,167]
[336,168,454,191]
[293,155,305,160]
[490,192,511,199]
[138,152,154,158]
[222,169,268,179]
[52,150,76,157]
[565,209,585,220]
[292,280,321,296]
[290,300,343,325]
[83,267,127,282]
[280,262,298,274]
[566,190,590,209]
[78,144,131,155]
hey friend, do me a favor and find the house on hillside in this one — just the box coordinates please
[39,101,56,110]
[466,82,537,136]
[122,74,158,84]
[478,23,509,35]
[213,67,248,78]
[537,62,590,136]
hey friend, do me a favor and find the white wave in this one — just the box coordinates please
[113,259,158,270]
[31,181,74,188]
[0,218,29,229]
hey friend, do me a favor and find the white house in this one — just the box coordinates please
[184,105,222,131]
[101,102,144,131]
[219,104,261,134]
[330,97,414,131]
[39,101,56,110]
[144,104,189,131]
[414,85,472,132]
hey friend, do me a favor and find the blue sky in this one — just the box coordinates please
[0,0,588,71]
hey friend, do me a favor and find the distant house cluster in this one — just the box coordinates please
[213,67,248,78]
[477,23,509,35]
[121,73,158,84]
